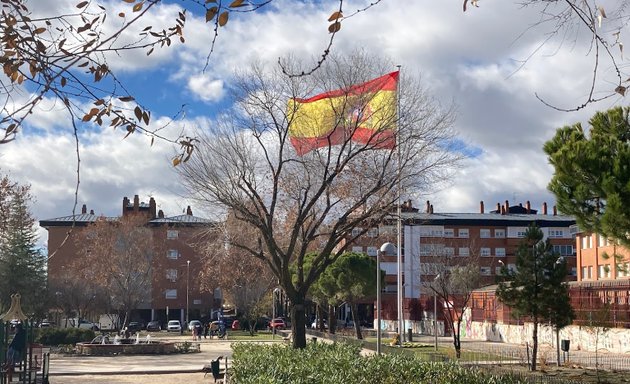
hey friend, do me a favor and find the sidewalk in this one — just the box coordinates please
[49,339,233,376]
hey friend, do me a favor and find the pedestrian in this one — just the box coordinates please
[4,322,26,383]
[203,322,208,339]
[192,323,198,340]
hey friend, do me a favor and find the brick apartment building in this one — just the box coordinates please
[40,195,216,326]
[349,199,576,327]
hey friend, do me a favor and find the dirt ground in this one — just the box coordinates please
[50,372,217,384]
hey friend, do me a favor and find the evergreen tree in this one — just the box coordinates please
[496,225,574,371]
[0,175,48,318]
[544,106,630,248]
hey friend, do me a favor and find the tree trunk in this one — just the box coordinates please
[327,303,336,335]
[350,302,362,340]
[291,298,307,349]
[454,319,462,358]
[531,320,539,371]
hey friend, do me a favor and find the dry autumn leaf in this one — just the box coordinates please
[206,7,218,22]
[328,22,341,33]
[328,11,343,22]
[218,11,229,27]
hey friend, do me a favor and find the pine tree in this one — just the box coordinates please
[0,175,48,317]
[496,224,574,371]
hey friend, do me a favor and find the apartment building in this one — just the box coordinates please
[40,195,216,325]
[351,199,576,322]
[575,232,630,282]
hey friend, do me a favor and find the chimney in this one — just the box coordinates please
[526,200,531,214]
[90,209,94,215]
[426,200,431,213]
[149,197,157,219]
[133,195,139,211]
[543,202,548,215]
[186,206,193,216]
[81,204,87,214]
[158,210,164,218]
[496,202,501,212]
[480,201,484,214]
[504,200,509,215]
[122,196,129,214]
[429,204,434,214]
[501,205,506,215]
[553,205,557,216]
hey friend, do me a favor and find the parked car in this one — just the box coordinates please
[146,321,161,332]
[78,319,99,331]
[268,318,286,330]
[39,320,55,328]
[127,321,144,333]
[187,320,202,331]
[167,320,181,332]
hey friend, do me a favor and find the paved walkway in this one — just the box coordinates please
[49,337,234,376]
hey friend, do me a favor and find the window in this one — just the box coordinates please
[420,226,444,237]
[443,247,455,256]
[516,231,527,238]
[552,245,574,256]
[351,228,363,237]
[588,266,593,279]
[167,230,179,239]
[598,235,610,247]
[458,228,469,238]
[165,289,177,299]
[193,299,202,305]
[444,229,454,238]
[480,248,491,257]
[167,249,179,260]
[367,228,379,237]
[366,246,377,256]
[581,267,588,279]
[495,266,503,275]
[495,248,506,257]
[166,269,178,282]
[548,229,564,238]
[494,229,505,238]
[458,247,469,257]
[581,236,592,249]
[480,229,491,238]
[480,267,491,276]
[599,264,611,279]
[352,246,363,253]
[570,267,577,276]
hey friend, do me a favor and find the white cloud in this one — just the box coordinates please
[187,75,225,102]
[3,0,629,248]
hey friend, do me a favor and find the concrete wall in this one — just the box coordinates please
[458,309,630,354]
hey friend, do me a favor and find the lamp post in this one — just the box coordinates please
[434,274,440,351]
[186,260,190,327]
[377,242,396,356]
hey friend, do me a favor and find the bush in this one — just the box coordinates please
[36,328,96,346]
[230,342,562,384]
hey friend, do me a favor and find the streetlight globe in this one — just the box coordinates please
[380,242,396,255]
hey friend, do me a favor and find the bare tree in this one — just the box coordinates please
[177,52,460,348]
[197,212,276,335]
[73,215,163,328]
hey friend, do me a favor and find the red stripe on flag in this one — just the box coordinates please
[294,71,399,104]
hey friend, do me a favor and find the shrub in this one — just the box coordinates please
[36,328,95,346]
[230,342,565,384]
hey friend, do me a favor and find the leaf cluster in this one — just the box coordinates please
[544,106,630,248]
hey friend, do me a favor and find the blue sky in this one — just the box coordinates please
[2,0,627,246]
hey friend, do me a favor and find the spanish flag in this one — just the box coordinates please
[287,71,399,156]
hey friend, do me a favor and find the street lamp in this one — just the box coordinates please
[434,274,440,351]
[186,260,190,326]
[377,242,396,355]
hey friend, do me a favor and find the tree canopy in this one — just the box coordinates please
[544,106,630,247]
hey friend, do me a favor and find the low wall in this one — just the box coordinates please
[457,310,630,354]
[76,342,177,355]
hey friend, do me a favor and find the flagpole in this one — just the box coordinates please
[395,65,403,345]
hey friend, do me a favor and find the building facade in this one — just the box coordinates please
[350,200,576,328]
[40,195,217,326]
